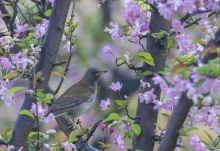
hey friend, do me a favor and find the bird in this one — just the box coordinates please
[34,67,107,128]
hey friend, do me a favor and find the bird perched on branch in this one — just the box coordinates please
[34,67,107,128]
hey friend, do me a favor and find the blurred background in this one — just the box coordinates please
[0,0,218,150]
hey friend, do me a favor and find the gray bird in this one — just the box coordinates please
[34,67,107,128]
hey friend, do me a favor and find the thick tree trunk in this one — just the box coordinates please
[9,0,71,149]
[132,6,171,151]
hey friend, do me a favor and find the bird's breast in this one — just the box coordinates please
[67,94,96,118]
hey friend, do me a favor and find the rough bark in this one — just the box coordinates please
[158,28,220,151]
[0,0,10,30]
[9,0,71,149]
[132,6,171,151]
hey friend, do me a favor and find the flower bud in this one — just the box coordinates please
[109,127,114,133]
[99,124,106,130]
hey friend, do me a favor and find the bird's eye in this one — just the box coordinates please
[91,71,95,75]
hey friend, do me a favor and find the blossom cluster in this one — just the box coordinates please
[104,0,150,43]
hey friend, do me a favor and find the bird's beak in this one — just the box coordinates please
[96,70,107,75]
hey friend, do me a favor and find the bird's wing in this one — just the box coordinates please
[49,82,95,112]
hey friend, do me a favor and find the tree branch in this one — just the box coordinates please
[9,0,71,149]
[53,0,76,95]
[159,28,220,151]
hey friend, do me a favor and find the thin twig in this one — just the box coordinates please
[139,37,146,52]
[125,105,138,120]
[17,5,31,24]
[33,0,49,19]
[53,0,76,95]
[35,103,40,151]
[87,120,102,141]
[179,14,190,24]
[53,61,67,67]
[9,0,19,36]
[184,12,215,28]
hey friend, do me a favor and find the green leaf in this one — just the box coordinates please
[135,52,155,66]
[195,79,205,87]
[107,121,117,129]
[4,127,12,134]
[203,130,213,142]
[157,71,165,75]
[192,39,206,45]
[167,37,173,50]
[28,132,37,138]
[3,73,18,79]
[180,126,198,136]
[68,130,79,142]
[46,93,54,99]
[0,147,6,151]
[115,100,127,106]
[71,36,78,44]
[142,71,153,76]
[33,15,43,20]
[6,87,24,96]
[102,113,121,123]
[26,32,35,40]
[131,124,141,136]
[2,14,11,17]
[19,110,35,119]
[52,71,66,79]
[44,9,52,16]
[74,22,79,29]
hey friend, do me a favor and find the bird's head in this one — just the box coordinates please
[84,67,107,86]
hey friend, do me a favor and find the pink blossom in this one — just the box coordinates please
[63,40,71,52]
[179,0,196,15]
[109,81,122,92]
[104,22,123,41]
[0,57,12,71]
[171,20,184,33]
[1,93,16,106]
[140,79,150,89]
[35,25,46,39]
[42,113,54,124]
[11,52,34,69]
[152,100,163,112]
[62,35,66,41]
[49,0,54,6]
[31,44,41,53]
[122,1,141,24]
[200,107,218,126]
[131,21,149,36]
[119,123,132,132]
[174,33,195,55]
[99,124,106,130]
[197,7,209,18]
[46,129,56,134]
[100,98,111,110]
[103,44,112,54]
[30,103,47,118]
[138,88,157,104]
[190,135,200,146]
[115,133,125,150]
[123,51,131,64]
[62,141,76,151]
[152,73,168,90]
[110,127,114,133]
[157,3,174,20]
[206,1,220,12]
[163,99,175,112]
[14,24,28,34]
